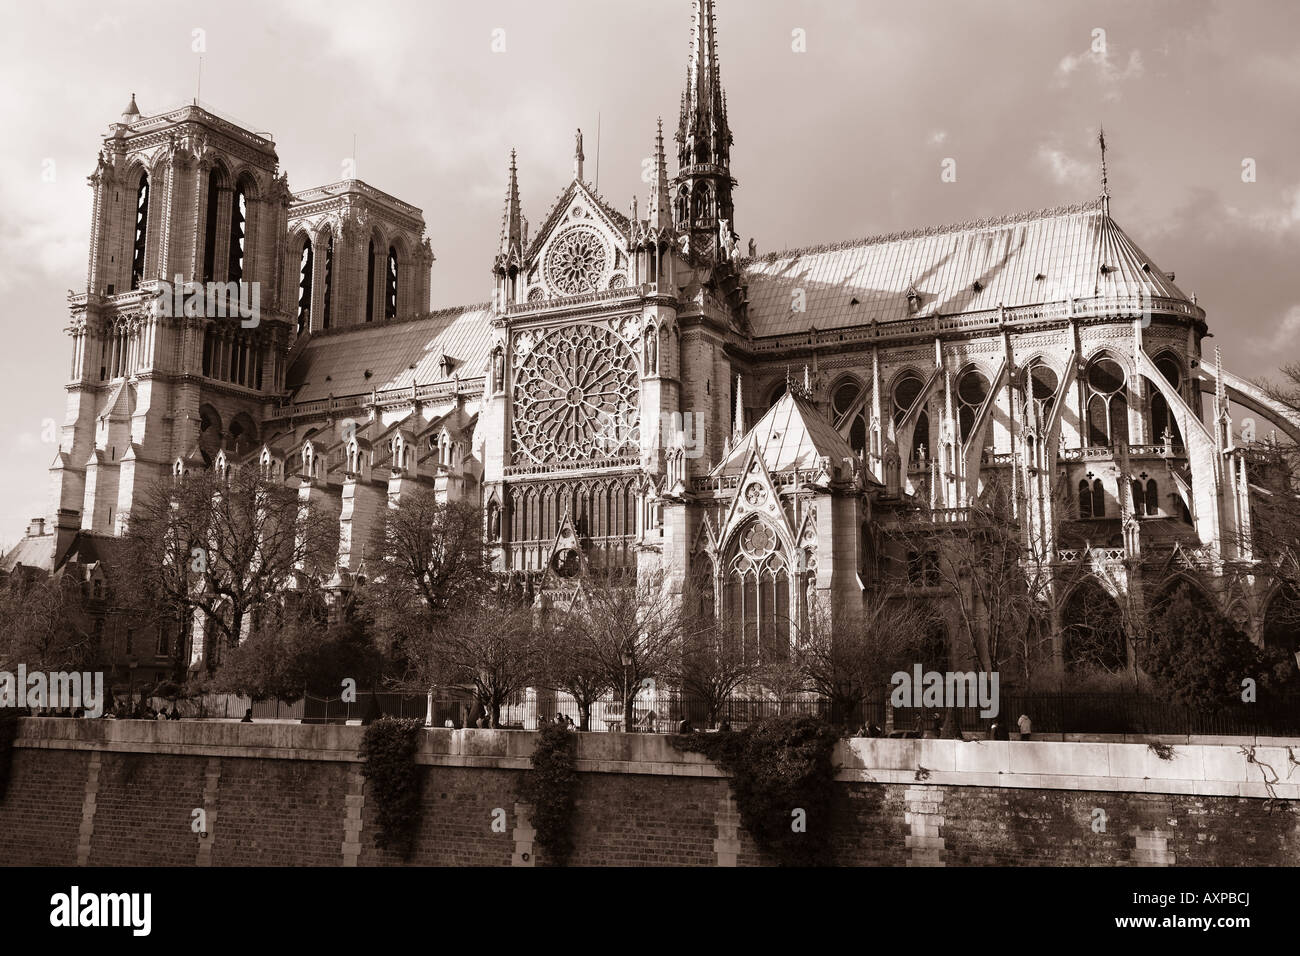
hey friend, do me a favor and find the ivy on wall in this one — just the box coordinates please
[358,717,424,860]
[518,723,579,866]
[673,715,840,866]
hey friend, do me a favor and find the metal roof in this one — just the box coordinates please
[713,390,865,477]
[286,304,492,403]
[742,199,1191,337]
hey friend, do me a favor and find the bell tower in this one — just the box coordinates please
[673,0,737,262]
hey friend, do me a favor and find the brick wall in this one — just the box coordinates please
[1,721,1295,867]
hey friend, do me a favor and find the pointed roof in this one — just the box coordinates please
[677,0,731,170]
[648,118,672,230]
[495,150,523,270]
[743,199,1197,337]
[525,179,631,260]
[711,389,870,481]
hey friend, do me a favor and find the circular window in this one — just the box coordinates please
[545,225,609,295]
[744,482,767,505]
[1088,357,1125,394]
[742,522,776,557]
[552,548,581,577]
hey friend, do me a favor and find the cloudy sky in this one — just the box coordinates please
[0,0,1296,548]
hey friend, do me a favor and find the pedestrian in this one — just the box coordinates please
[241,708,253,723]
[1017,713,1032,740]
[168,704,181,720]
[868,722,883,738]
[718,720,732,732]
[676,716,694,734]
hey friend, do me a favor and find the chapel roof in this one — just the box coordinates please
[712,388,876,482]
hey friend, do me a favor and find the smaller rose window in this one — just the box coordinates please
[742,522,777,558]
[546,225,609,295]
[744,482,767,505]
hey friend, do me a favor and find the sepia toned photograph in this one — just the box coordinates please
[0,0,1296,935]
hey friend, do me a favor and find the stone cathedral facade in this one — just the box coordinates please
[16,0,1299,678]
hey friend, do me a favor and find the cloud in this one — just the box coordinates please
[1037,144,1091,186]
[927,129,948,146]
[1056,32,1144,99]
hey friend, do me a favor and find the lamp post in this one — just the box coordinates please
[621,649,633,733]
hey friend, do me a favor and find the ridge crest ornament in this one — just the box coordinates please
[512,322,639,465]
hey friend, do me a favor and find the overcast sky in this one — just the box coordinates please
[0,0,1296,548]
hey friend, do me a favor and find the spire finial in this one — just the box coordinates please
[1098,124,1110,214]
[573,128,584,182]
[733,373,745,439]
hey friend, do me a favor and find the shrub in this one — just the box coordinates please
[672,715,840,866]
[358,717,424,859]
[519,723,579,865]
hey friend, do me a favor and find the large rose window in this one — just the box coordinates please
[545,225,609,295]
[512,323,639,465]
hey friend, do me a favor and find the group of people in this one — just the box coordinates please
[852,712,1035,740]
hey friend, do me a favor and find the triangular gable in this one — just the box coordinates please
[711,391,868,483]
[717,440,797,554]
[527,179,630,261]
[691,512,718,556]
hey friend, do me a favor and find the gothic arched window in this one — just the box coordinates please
[1078,479,1092,518]
[956,367,991,446]
[1145,478,1159,516]
[386,246,399,319]
[1148,353,1183,447]
[366,239,376,323]
[1022,361,1058,430]
[893,372,931,463]
[202,173,221,282]
[1086,356,1128,447]
[831,376,867,456]
[322,232,334,330]
[296,239,313,334]
[724,521,790,665]
[131,173,149,290]
[228,181,247,283]
[1092,478,1106,517]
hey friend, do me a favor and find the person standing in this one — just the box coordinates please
[1017,713,1032,740]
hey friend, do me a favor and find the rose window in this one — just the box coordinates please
[512,323,639,465]
[742,522,777,558]
[744,482,767,505]
[545,225,609,295]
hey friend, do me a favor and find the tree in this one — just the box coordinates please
[401,594,541,727]
[547,569,683,731]
[368,490,491,655]
[796,591,932,727]
[213,604,382,704]
[122,465,337,669]
[538,612,609,731]
[662,571,755,726]
[1142,584,1278,713]
[0,571,97,673]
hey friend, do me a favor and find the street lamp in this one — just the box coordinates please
[621,649,633,733]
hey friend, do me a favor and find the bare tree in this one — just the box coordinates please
[403,595,541,728]
[123,466,336,668]
[796,590,933,727]
[367,489,491,652]
[538,611,610,731]
[547,568,683,731]
[0,572,96,673]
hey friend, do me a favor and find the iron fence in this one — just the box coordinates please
[104,689,1300,737]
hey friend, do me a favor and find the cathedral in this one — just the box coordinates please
[13,0,1300,681]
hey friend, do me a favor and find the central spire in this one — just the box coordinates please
[673,0,737,262]
[677,0,731,170]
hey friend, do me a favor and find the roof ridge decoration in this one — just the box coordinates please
[303,301,492,340]
[741,197,1106,265]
